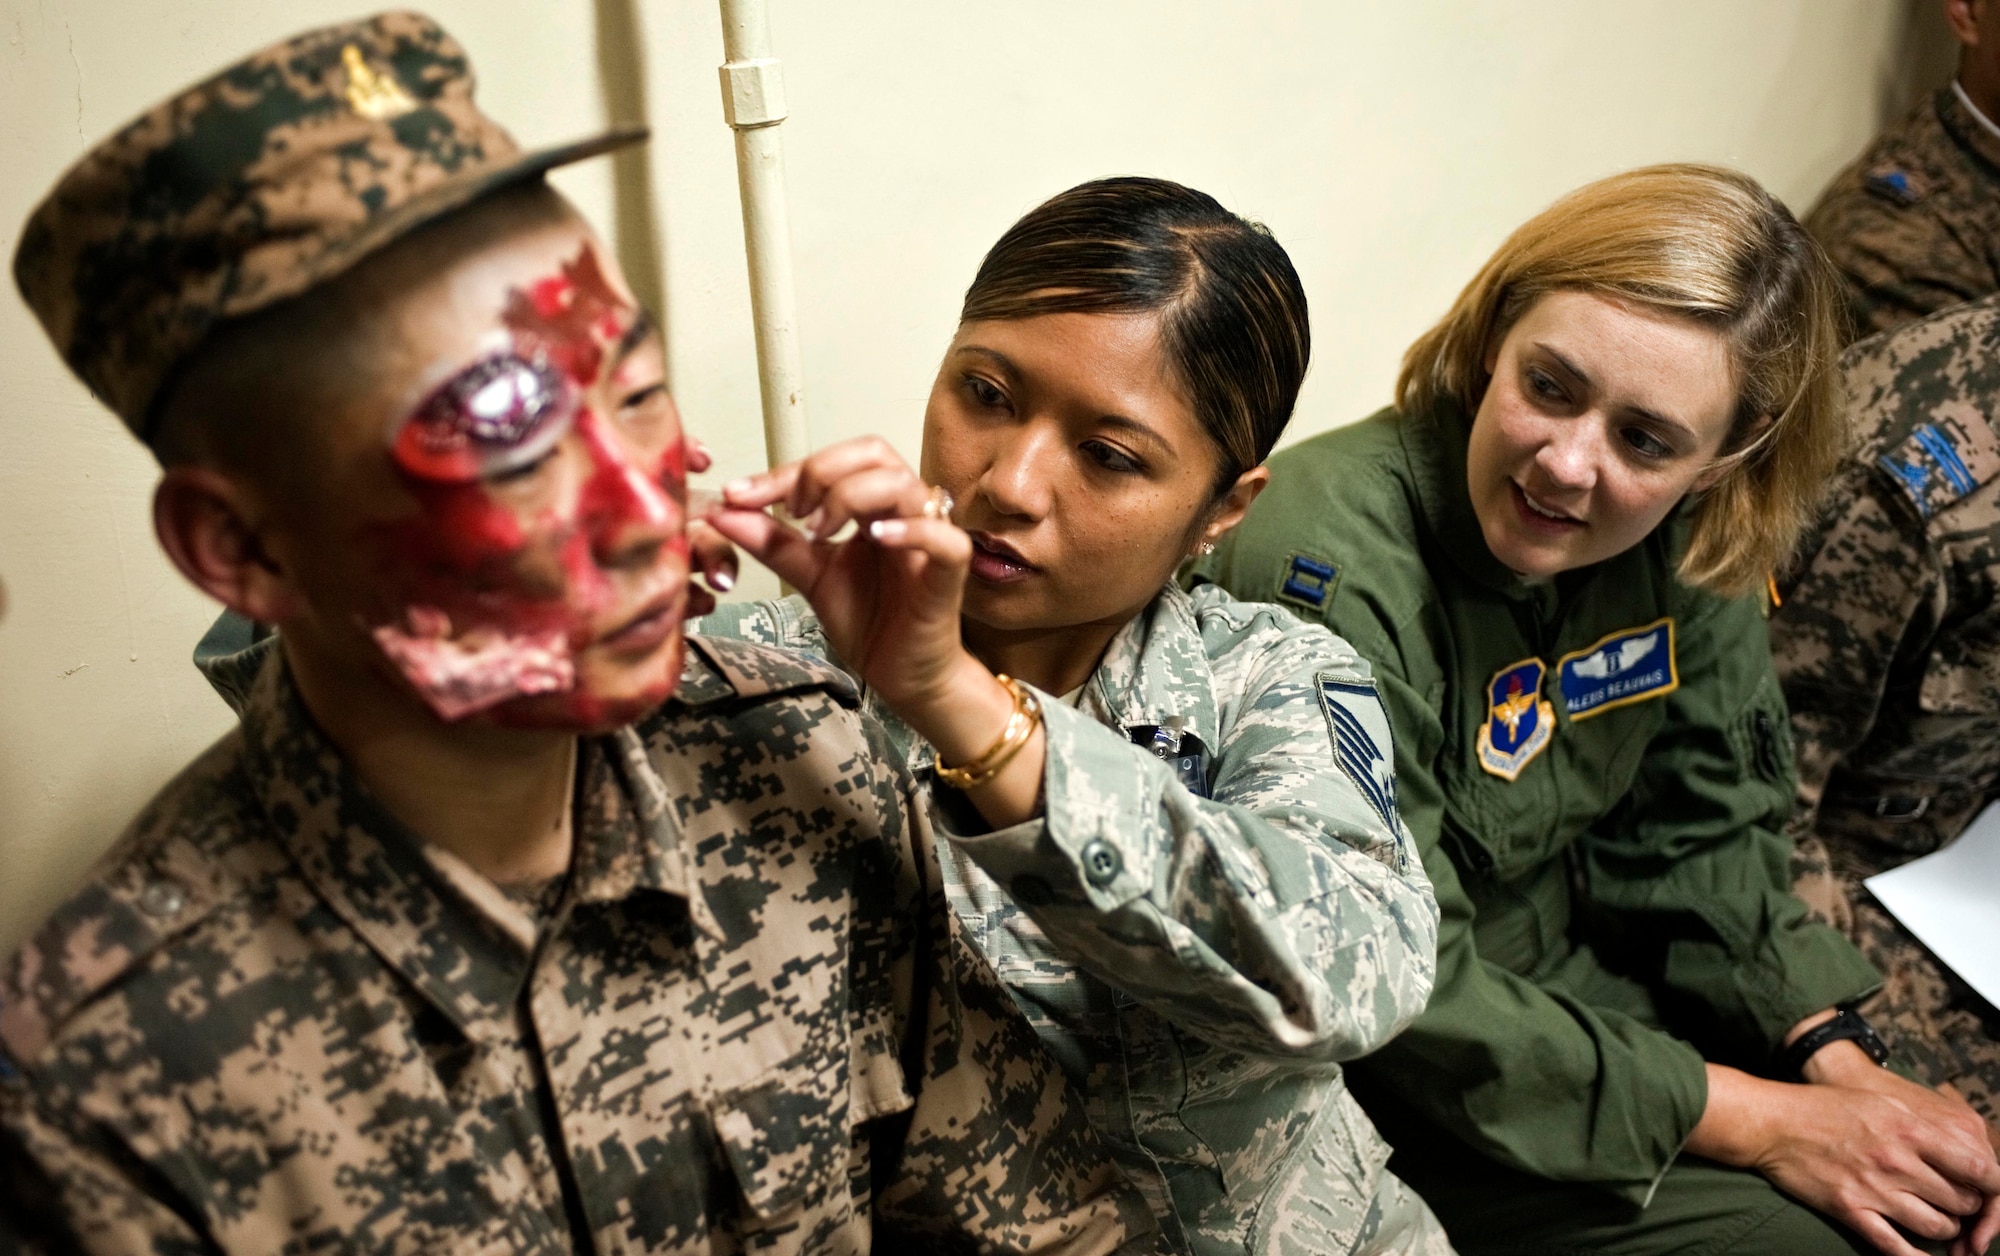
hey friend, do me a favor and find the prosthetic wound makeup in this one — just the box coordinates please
[371,243,689,727]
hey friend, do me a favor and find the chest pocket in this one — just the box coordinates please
[709,1038,867,1221]
[1442,666,1666,877]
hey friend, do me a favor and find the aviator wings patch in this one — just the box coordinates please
[1556,618,1677,721]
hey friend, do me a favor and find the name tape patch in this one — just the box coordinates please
[1556,618,1678,721]
[1476,657,1553,781]
[1279,552,1340,610]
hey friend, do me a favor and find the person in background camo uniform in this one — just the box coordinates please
[1773,295,2000,1147]
[0,15,1157,1254]
[1808,1,2000,340]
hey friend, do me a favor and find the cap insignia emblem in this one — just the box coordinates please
[342,44,417,120]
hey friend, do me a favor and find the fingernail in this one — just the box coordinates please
[711,570,735,591]
[723,476,754,498]
[800,509,825,540]
[869,519,907,541]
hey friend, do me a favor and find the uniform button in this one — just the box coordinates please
[1012,874,1055,907]
[1080,840,1121,887]
[138,879,187,920]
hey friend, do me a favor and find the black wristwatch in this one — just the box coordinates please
[1775,1007,1890,1081]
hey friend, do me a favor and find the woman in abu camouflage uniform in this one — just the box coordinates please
[701,177,1448,1256]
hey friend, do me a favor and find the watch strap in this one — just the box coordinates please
[1775,1007,1890,1081]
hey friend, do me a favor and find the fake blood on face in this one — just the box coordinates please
[369,243,688,727]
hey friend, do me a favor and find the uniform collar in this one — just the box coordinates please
[233,647,707,1045]
[1083,582,1221,753]
[1937,83,2000,179]
[1399,396,1554,602]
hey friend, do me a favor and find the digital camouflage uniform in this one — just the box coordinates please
[1773,295,2000,1132]
[0,638,1160,1254]
[2,13,1160,1254]
[1198,403,1889,1256]
[1808,84,2000,341]
[697,582,1451,1256]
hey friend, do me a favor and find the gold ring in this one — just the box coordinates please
[922,485,954,520]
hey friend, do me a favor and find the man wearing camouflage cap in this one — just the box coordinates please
[1808,0,2000,341]
[1772,296,2000,1151]
[0,13,1158,1253]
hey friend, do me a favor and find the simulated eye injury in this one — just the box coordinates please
[370,241,691,725]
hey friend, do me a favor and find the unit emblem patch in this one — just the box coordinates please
[1878,418,2000,519]
[1318,675,1398,831]
[1476,657,1553,781]
[1279,552,1340,610]
[1557,618,1677,720]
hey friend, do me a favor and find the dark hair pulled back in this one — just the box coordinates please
[959,176,1310,494]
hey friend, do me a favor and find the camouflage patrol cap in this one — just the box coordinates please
[12,11,645,445]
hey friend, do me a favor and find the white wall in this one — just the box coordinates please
[0,0,1946,950]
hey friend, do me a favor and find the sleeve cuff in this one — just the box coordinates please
[930,697,1167,913]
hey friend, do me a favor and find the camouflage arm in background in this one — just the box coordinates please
[931,607,1440,1064]
[1808,186,1992,340]
[1772,463,1942,925]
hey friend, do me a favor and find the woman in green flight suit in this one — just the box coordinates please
[1200,164,2000,1256]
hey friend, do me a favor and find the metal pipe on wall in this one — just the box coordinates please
[717,0,810,471]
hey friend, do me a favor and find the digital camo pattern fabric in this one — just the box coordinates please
[0,637,1159,1254]
[12,11,642,437]
[1773,295,2000,1128]
[697,582,1449,1256]
[1806,86,2000,342]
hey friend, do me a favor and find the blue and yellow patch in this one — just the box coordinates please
[1278,552,1340,610]
[1476,657,1553,781]
[1318,676,1398,832]
[1556,618,1677,721]
[1878,420,1997,519]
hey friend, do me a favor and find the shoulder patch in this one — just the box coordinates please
[680,634,859,708]
[1316,675,1398,833]
[1865,163,1926,206]
[1476,657,1553,781]
[1876,414,2000,519]
[1278,551,1341,611]
[1555,618,1678,720]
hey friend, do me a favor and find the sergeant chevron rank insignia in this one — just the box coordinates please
[1557,618,1677,720]
[1477,657,1553,781]
[1317,675,1398,832]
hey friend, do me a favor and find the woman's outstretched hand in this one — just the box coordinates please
[707,437,972,712]
[705,438,1046,827]
[1690,1056,2000,1256]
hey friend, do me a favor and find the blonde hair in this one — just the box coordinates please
[1395,163,1847,596]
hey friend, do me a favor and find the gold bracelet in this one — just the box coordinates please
[934,675,1043,791]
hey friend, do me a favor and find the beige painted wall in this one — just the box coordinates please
[0,0,1951,950]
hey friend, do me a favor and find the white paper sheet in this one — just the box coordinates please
[1865,803,2000,1008]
